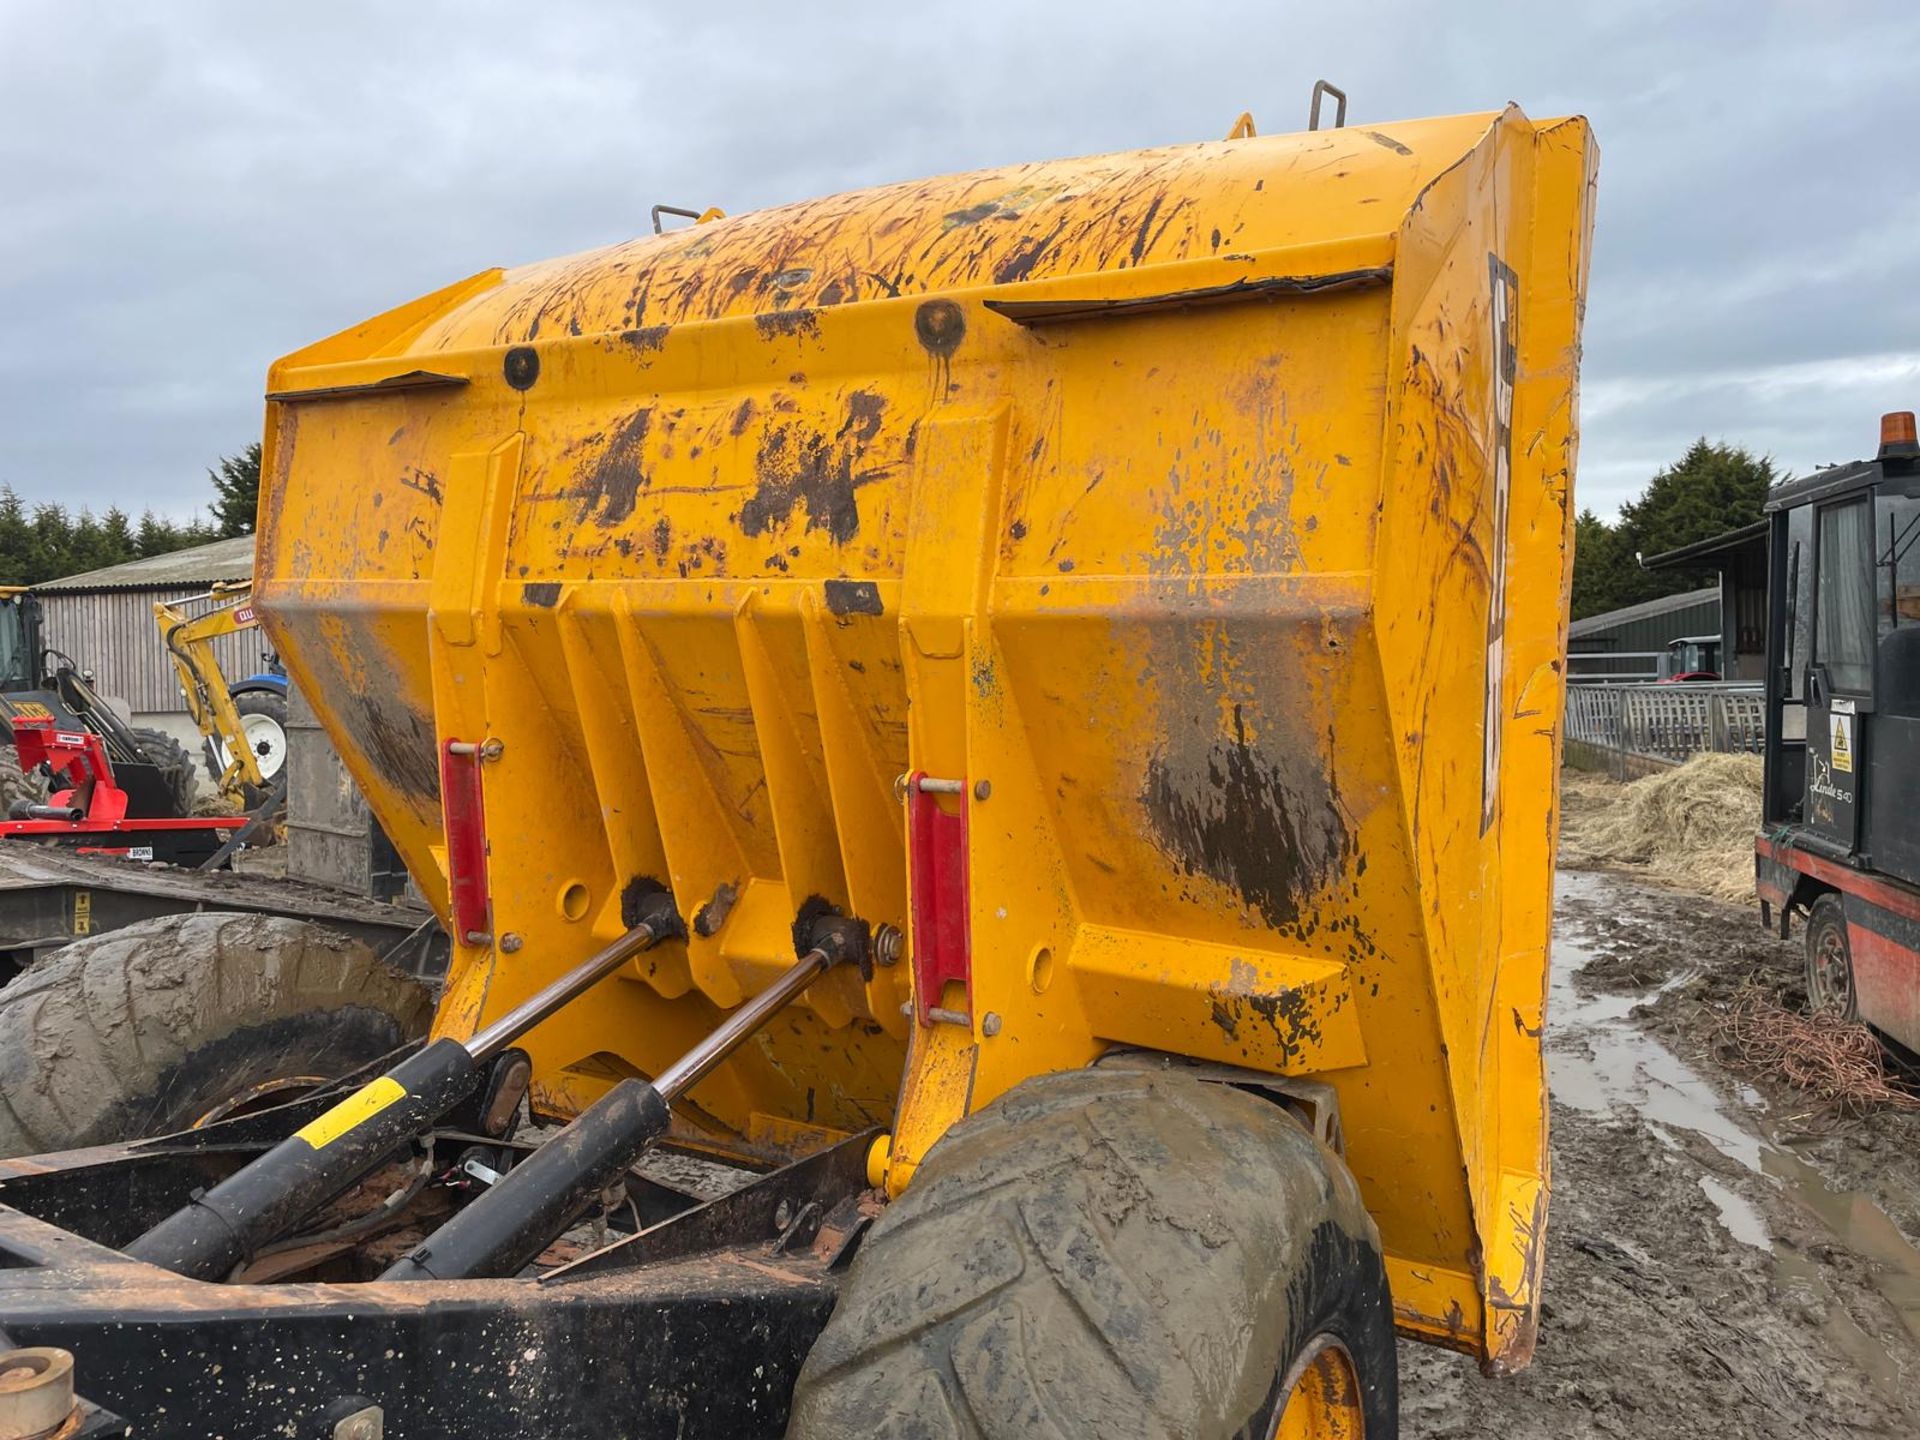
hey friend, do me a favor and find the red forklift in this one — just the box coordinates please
[1758,410,1920,1052]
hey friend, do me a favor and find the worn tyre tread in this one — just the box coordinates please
[787,1068,1398,1440]
[130,726,198,817]
[0,911,433,1156]
[1805,893,1857,1020]
[0,744,46,815]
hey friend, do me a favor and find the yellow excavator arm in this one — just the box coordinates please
[153,584,267,799]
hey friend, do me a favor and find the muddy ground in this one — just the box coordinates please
[1400,867,1920,1437]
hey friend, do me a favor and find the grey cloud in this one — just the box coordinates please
[2,0,1917,522]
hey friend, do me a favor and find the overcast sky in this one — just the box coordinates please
[2,1,1916,524]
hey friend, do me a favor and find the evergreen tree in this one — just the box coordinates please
[67,510,106,574]
[99,508,135,562]
[1570,440,1781,619]
[0,489,31,584]
[1570,508,1625,621]
[135,511,183,560]
[0,435,263,585]
[208,443,262,538]
[28,503,71,582]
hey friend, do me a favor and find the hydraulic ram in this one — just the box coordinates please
[126,886,684,1280]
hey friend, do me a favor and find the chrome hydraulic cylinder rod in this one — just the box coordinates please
[380,918,864,1283]
[127,889,684,1280]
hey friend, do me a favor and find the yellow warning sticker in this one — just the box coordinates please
[72,891,90,936]
[1831,712,1854,775]
[294,1077,406,1151]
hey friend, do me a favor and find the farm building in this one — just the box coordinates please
[33,535,269,752]
[32,536,397,895]
[1566,585,1721,682]
[1643,519,1769,682]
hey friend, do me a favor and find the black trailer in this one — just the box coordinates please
[0,1110,871,1438]
[1758,409,1920,1053]
[0,909,877,1438]
[0,844,444,982]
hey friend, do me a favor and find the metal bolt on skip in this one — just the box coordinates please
[894,772,986,801]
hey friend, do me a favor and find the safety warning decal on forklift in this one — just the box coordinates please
[1831,711,1854,774]
[294,1076,405,1150]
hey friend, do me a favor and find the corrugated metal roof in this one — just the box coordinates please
[1567,585,1719,639]
[1642,520,1767,571]
[34,534,256,593]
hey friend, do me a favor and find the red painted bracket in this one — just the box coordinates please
[441,740,491,943]
[906,770,971,1025]
[12,717,127,822]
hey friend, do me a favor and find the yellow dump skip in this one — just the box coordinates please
[257,106,1597,1370]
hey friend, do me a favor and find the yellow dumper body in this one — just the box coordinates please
[257,107,1596,1371]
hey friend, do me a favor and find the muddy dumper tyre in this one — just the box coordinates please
[0,912,433,1157]
[787,1068,1397,1439]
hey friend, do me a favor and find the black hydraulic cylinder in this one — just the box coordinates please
[123,904,682,1281]
[381,936,845,1284]
[380,1078,670,1281]
[126,1037,481,1280]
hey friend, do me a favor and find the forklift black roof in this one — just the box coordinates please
[1767,452,1918,513]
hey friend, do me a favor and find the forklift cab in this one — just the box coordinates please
[1660,635,1722,681]
[1762,411,1920,884]
[0,590,42,695]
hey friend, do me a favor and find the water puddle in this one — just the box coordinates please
[1773,1244,1908,1396]
[1763,1147,1920,1348]
[1550,870,1920,1387]
[1548,874,1761,1174]
[1697,1176,1770,1250]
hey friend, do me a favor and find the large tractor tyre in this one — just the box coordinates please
[0,743,46,816]
[0,912,433,1158]
[1804,893,1858,1020]
[788,1068,1398,1440]
[208,689,290,808]
[129,726,199,818]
